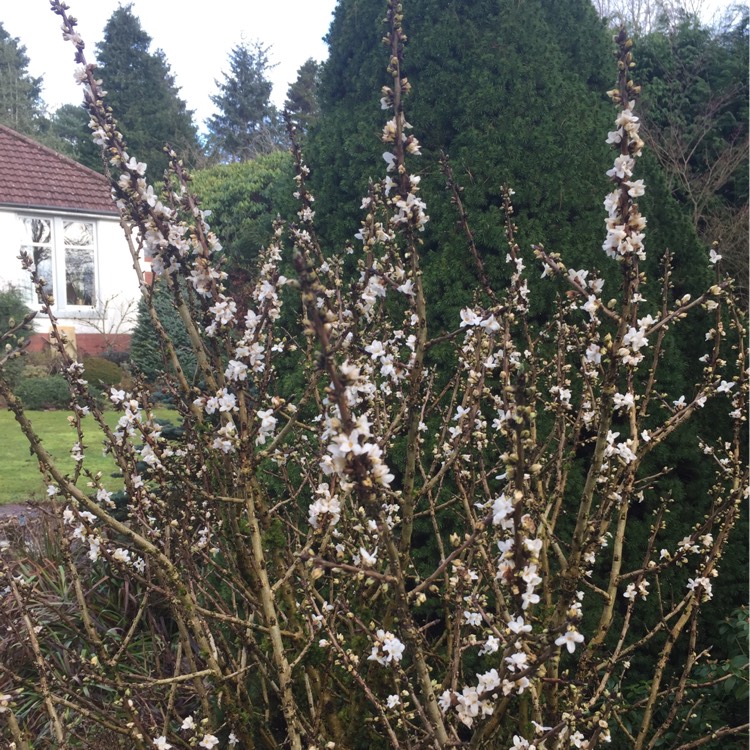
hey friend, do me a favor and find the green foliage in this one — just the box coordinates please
[285,58,321,136]
[191,150,296,266]
[0,22,44,135]
[0,285,32,388]
[81,356,124,388]
[86,4,200,176]
[312,0,612,254]
[207,42,284,162]
[130,280,198,382]
[46,103,102,170]
[15,375,70,410]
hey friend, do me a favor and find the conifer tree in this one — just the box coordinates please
[207,42,284,162]
[89,5,200,176]
[0,22,44,135]
[284,58,321,136]
[309,0,618,326]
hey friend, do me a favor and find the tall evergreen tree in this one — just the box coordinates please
[0,22,44,135]
[88,5,200,176]
[284,58,321,136]
[309,0,619,328]
[207,42,284,162]
[47,103,99,168]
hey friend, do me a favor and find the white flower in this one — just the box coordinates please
[228,732,239,746]
[479,635,500,654]
[716,380,735,394]
[460,307,482,327]
[687,577,713,600]
[477,668,501,693]
[625,179,645,197]
[386,694,400,708]
[383,151,397,171]
[225,359,248,382]
[359,547,378,566]
[508,616,532,635]
[365,340,386,360]
[709,247,722,264]
[438,689,453,713]
[511,735,533,749]
[152,738,172,750]
[199,735,220,749]
[110,387,126,404]
[570,731,586,748]
[464,611,483,627]
[607,154,635,179]
[112,548,131,564]
[555,629,584,654]
[368,630,405,665]
[505,651,528,671]
[521,589,540,609]
[613,392,635,411]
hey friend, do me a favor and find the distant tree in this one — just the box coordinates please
[192,150,296,265]
[0,22,44,135]
[46,103,100,167]
[207,42,285,162]
[284,58,321,136]
[89,5,200,176]
[636,7,749,298]
[592,0,711,34]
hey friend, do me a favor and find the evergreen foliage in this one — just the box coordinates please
[130,280,197,382]
[0,286,32,389]
[284,58,322,136]
[207,42,284,162]
[86,5,200,176]
[191,150,296,266]
[47,102,100,169]
[310,0,618,327]
[0,22,44,135]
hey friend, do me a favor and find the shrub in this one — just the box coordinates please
[0,285,33,389]
[14,375,70,410]
[0,4,746,750]
[82,356,124,387]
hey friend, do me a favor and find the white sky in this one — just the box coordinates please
[1,0,740,133]
[2,0,338,130]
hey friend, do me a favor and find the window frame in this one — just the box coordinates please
[19,213,100,318]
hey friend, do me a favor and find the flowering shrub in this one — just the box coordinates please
[0,3,746,749]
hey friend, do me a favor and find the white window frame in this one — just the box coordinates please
[19,213,100,318]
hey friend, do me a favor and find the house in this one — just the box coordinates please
[0,124,142,357]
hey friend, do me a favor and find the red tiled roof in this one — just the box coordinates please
[0,124,116,215]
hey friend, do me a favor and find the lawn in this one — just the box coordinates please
[0,408,177,505]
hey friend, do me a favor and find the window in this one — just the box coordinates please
[20,216,97,310]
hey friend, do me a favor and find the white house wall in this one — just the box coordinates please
[0,206,144,338]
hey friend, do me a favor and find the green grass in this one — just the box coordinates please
[0,408,177,505]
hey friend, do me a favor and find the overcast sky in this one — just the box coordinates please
[3,0,338,130]
[2,0,738,133]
